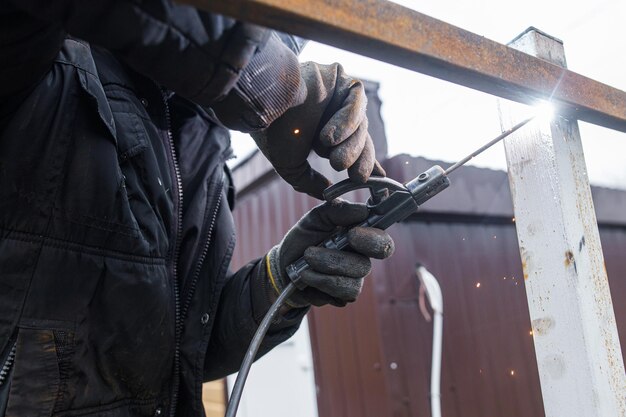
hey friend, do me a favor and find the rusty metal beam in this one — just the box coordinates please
[179,0,626,133]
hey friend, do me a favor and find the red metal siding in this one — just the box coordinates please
[307,274,391,417]
[598,227,626,347]
[372,220,544,417]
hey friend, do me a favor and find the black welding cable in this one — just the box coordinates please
[225,282,297,417]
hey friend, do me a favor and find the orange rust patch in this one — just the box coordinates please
[521,260,529,280]
[565,250,574,267]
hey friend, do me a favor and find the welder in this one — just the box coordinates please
[0,1,395,416]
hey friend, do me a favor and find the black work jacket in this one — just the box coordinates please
[0,2,305,416]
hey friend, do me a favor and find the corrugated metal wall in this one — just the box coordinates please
[229,150,626,417]
[372,220,542,417]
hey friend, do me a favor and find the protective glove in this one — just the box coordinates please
[264,199,395,308]
[250,62,386,199]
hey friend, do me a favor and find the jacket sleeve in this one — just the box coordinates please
[203,259,308,381]
[5,0,302,131]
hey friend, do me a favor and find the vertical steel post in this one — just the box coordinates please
[500,28,626,417]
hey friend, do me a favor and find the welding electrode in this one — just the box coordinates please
[224,115,535,417]
[444,116,533,175]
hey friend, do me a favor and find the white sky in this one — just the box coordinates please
[230,0,626,189]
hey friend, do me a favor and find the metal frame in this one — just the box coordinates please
[178,1,626,415]
[182,0,626,133]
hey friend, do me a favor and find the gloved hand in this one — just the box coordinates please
[264,199,395,308]
[251,62,386,199]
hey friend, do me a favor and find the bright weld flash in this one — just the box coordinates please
[533,101,555,123]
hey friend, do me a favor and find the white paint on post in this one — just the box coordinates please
[500,28,626,417]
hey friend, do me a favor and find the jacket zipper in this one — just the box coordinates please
[183,180,226,415]
[161,89,184,417]
[181,179,224,322]
[0,342,16,387]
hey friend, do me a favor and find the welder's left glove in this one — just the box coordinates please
[250,62,386,199]
[261,199,394,308]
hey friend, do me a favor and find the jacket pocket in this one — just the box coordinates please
[5,328,61,417]
[113,112,149,162]
[104,86,172,256]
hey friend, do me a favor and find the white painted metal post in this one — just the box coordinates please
[499,28,626,417]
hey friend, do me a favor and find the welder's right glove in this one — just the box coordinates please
[263,199,395,308]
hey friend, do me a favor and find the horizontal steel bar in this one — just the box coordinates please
[180,0,626,133]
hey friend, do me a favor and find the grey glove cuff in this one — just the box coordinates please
[211,33,304,132]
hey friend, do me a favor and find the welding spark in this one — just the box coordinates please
[510,370,516,376]
[533,100,555,124]
[475,282,481,288]
[293,128,300,135]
